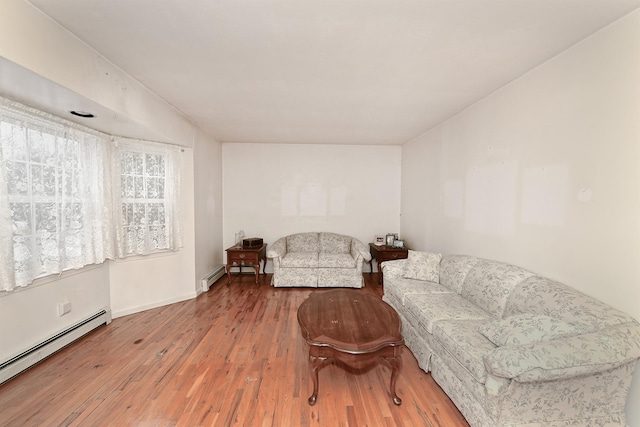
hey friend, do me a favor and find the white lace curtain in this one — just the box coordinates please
[0,98,182,292]
[112,138,182,258]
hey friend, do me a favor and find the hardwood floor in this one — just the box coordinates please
[0,273,469,427]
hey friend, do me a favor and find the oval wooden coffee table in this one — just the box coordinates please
[297,289,404,406]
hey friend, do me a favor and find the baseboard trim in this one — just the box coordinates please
[112,292,197,319]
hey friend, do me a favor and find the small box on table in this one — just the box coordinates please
[242,237,263,248]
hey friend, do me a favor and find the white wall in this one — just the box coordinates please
[194,128,224,289]
[0,266,110,362]
[401,10,640,423]
[223,143,401,271]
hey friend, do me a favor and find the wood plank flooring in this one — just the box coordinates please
[0,273,469,427]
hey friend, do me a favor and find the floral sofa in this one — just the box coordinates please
[266,232,371,288]
[382,251,640,427]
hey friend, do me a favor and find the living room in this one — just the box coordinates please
[1,0,639,425]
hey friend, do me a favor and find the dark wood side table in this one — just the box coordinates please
[225,243,267,284]
[369,243,409,285]
[297,289,404,406]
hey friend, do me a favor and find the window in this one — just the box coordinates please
[113,139,181,258]
[0,98,182,292]
[0,105,112,291]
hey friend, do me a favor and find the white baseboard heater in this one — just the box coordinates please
[0,309,111,385]
[201,266,226,292]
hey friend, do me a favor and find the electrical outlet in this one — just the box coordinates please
[58,301,72,317]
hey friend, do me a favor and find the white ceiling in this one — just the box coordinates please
[25,0,640,145]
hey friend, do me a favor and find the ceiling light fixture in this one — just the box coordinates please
[69,110,94,118]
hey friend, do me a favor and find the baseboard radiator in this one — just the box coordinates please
[201,266,226,292]
[0,309,111,385]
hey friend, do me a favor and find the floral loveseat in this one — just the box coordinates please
[267,232,371,288]
[382,251,640,427]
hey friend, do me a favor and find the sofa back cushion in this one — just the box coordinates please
[504,275,636,332]
[439,255,480,293]
[286,233,319,253]
[460,259,535,318]
[319,232,351,253]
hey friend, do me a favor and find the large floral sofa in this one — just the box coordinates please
[382,251,640,427]
[267,232,371,288]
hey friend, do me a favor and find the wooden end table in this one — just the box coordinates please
[369,243,409,285]
[225,243,267,284]
[297,289,404,406]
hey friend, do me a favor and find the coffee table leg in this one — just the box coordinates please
[308,355,327,405]
[386,356,402,405]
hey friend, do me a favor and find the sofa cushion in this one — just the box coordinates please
[403,250,441,282]
[280,252,319,268]
[319,232,351,253]
[286,233,319,253]
[404,293,491,334]
[384,276,452,306]
[478,314,579,347]
[504,275,637,332]
[432,319,496,384]
[318,253,356,268]
[439,255,480,293]
[461,260,535,319]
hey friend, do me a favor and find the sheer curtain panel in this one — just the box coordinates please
[0,99,113,291]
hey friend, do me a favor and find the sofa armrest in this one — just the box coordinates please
[483,322,640,383]
[267,237,287,260]
[350,238,372,262]
[381,259,408,279]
